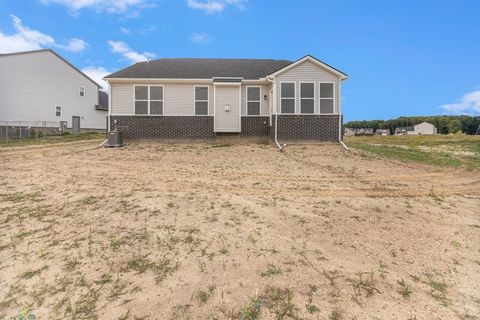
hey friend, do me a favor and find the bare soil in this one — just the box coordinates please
[1,140,479,320]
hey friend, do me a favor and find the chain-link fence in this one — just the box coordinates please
[1,121,65,142]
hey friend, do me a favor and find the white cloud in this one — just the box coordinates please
[58,38,88,52]
[186,0,246,14]
[82,66,112,91]
[191,32,212,44]
[40,0,151,14]
[108,40,156,63]
[120,27,131,34]
[440,90,480,115]
[0,15,87,53]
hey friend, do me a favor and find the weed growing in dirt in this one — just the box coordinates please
[239,291,261,320]
[261,264,282,277]
[261,286,301,320]
[397,279,412,299]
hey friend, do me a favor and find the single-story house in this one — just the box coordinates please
[0,49,108,133]
[375,129,390,136]
[104,55,348,142]
[395,122,437,136]
[350,128,374,136]
[344,127,355,136]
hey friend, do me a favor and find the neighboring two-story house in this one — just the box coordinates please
[0,49,107,132]
[104,55,348,142]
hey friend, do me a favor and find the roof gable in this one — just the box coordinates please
[268,55,348,80]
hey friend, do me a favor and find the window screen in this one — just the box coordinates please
[195,86,208,115]
[300,83,314,114]
[281,83,295,113]
[319,83,334,114]
[150,86,163,115]
[247,87,260,115]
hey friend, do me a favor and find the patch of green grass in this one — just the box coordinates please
[346,141,464,167]
[0,132,104,148]
[345,135,480,169]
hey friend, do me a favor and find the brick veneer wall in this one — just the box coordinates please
[271,115,341,141]
[240,116,270,137]
[110,116,215,140]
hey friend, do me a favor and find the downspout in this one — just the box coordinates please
[267,76,283,151]
[99,79,110,148]
[338,78,349,151]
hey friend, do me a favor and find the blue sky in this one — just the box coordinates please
[1,0,479,121]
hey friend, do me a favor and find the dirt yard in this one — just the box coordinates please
[1,140,479,320]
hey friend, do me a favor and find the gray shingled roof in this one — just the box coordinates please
[105,58,293,79]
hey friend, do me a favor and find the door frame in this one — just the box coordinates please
[72,116,81,134]
[213,83,241,133]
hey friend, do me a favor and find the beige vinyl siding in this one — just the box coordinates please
[214,85,241,132]
[110,82,213,115]
[111,83,134,114]
[275,60,340,114]
[241,84,270,115]
[165,84,213,115]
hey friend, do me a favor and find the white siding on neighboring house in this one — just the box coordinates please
[241,84,270,116]
[0,50,105,129]
[413,122,437,135]
[274,60,340,114]
[109,82,214,115]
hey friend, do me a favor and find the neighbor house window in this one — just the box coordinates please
[319,83,334,114]
[300,83,314,114]
[281,82,295,113]
[149,86,163,115]
[194,86,208,115]
[55,106,61,117]
[134,85,164,115]
[79,86,85,97]
[247,86,261,115]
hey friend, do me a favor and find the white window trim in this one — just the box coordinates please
[279,81,296,114]
[55,105,61,117]
[133,84,164,115]
[79,86,85,97]
[194,85,209,115]
[299,82,315,114]
[319,82,336,115]
[246,85,261,115]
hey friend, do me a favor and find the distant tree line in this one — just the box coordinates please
[345,115,480,135]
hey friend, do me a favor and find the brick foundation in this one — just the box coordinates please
[110,116,215,140]
[240,116,270,137]
[109,115,341,142]
[271,115,341,141]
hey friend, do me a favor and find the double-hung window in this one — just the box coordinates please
[79,86,85,97]
[194,86,208,115]
[300,83,314,114]
[280,82,295,113]
[319,83,334,114]
[134,85,163,115]
[247,86,261,115]
[55,106,61,117]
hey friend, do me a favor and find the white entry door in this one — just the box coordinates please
[214,85,241,132]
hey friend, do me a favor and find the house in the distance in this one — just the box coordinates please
[0,49,107,133]
[105,55,348,142]
[395,122,437,136]
[375,129,390,136]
